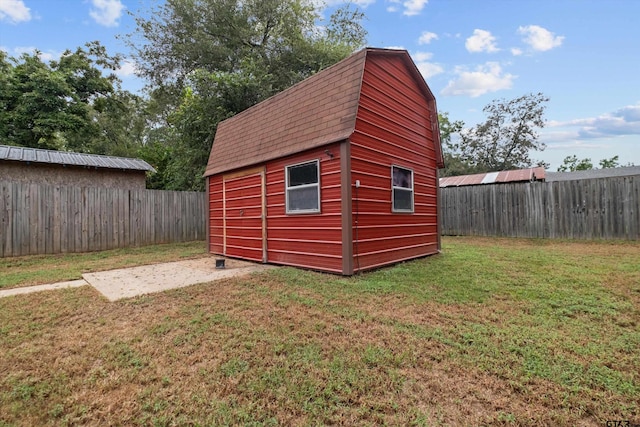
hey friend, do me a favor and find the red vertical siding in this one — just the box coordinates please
[224,171,264,261]
[208,175,224,254]
[351,55,440,271]
[265,143,343,273]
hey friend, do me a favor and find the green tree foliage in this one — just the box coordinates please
[438,112,464,148]
[598,155,620,169]
[0,42,142,154]
[438,112,478,177]
[447,93,549,174]
[126,0,367,190]
[557,154,624,172]
[557,155,594,172]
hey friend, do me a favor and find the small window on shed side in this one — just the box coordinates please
[286,160,320,213]
[392,165,414,212]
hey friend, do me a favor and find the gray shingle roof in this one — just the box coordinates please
[545,166,640,182]
[0,145,156,172]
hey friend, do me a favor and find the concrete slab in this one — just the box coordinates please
[0,279,88,298]
[83,257,273,301]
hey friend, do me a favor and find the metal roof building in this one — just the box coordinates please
[439,167,545,187]
[1,145,155,189]
[439,165,640,188]
[204,48,443,275]
[545,166,640,182]
[0,145,155,172]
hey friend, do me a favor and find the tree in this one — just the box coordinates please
[0,42,135,154]
[449,92,549,173]
[85,89,149,157]
[128,0,365,91]
[599,155,619,169]
[557,155,593,172]
[439,112,464,148]
[557,154,625,172]
[1,51,82,149]
[438,112,478,177]
[126,0,367,190]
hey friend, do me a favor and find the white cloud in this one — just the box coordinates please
[403,0,428,16]
[386,0,400,6]
[414,52,432,61]
[0,0,31,23]
[539,130,582,145]
[511,47,523,56]
[543,138,608,150]
[578,110,640,139]
[10,46,60,61]
[518,25,564,52]
[114,59,138,77]
[547,103,640,139]
[322,0,376,6]
[416,62,444,79]
[441,62,515,97]
[465,29,499,53]
[614,104,640,122]
[385,0,428,16]
[89,0,125,27]
[413,51,443,79]
[385,45,405,50]
[418,31,438,45]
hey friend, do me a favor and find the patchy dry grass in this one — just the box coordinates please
[0,237,638,425]
[0,241,207,289]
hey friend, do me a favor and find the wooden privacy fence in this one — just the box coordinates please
[440,176,639,240]
[1,181,206,257]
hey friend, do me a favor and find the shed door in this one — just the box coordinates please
[223,167,266,262]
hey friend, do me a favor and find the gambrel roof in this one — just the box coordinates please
[204,48,442,177]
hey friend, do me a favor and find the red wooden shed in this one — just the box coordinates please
[204,48,444,275]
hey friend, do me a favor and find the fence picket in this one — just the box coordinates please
[0,181,206,257]
[441,177,638,240]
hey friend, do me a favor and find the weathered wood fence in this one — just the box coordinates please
[1,181,206,257]
[440,176,639,240]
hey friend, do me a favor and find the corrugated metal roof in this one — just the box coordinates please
[0,144,156,172]
[545,166,640,182]
[439,167,545,187]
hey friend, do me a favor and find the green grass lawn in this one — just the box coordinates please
[0,241,207,289]
[0,237,638,426]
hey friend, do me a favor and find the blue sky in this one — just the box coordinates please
[1,0,639,170]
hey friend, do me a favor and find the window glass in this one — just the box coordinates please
[286,160,320,213]
[393,189,413,211]
[288,162,318,187]
[392,166,414,212]
[288,187,319,211]
[393,167,412,188]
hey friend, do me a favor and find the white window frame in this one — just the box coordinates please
[391,165,414,213]
[285,159,320,214]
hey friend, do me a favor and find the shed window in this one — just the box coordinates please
[286,160,320,213]
[392,165,414,212]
